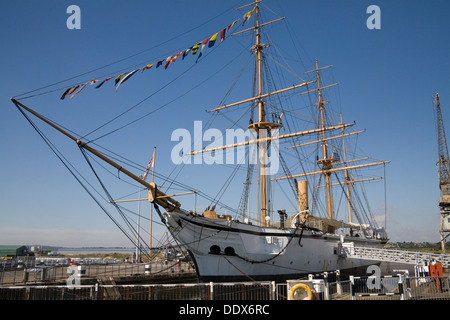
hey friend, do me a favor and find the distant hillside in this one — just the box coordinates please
[386,241,449,253]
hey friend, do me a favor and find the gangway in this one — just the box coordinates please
[340,243,450,268]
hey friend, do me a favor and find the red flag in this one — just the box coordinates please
[196,37,210,62]
[142,150,155,181]
[227,19,238,33]
[164,55,173,69]
[60,85,80,100]
[95,76,114,89]
[170,51,183,63]
[70,80,92,99]
[142,64,154,72]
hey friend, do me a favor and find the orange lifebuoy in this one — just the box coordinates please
[288,283,313,300]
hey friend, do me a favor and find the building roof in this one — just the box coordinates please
[0,245,28,257]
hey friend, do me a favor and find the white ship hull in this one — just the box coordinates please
[165,211,386,282]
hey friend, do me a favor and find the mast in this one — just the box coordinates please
[137,177,141,263]
[273,61,390,233]
[248,1,293,226]
[255,1,268,226]
[149,146,156,257]
[227,1,286,227]
[246,1,276,226]
[340,113,353,225]
[314,59,335,227]
[202,4,349,227]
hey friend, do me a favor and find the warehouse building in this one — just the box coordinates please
[0,245,29,257]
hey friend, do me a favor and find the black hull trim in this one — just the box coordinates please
[177,215,388,248]
[198,273,309,283]
[178,215,321,238]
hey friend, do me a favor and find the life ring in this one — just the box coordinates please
[288,283,313,300]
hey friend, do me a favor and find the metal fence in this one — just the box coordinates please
[1,256,449,300]
[0,260,195,286]
[350,275,450,300]
[0,275,449,300]
[0,281,275,300]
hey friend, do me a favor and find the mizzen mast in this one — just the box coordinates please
[273,61,389,232]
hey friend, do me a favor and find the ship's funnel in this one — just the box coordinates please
[297,180,309,224]
[297,180,308,212]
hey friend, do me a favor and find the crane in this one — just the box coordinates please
[434,93,450,253]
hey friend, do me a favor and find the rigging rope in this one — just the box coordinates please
[232,220,313,264]
[13,100,151,258]
[83,42,247,144]
[78,146,151,259]
[13,0,244,100]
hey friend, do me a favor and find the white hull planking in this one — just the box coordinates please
[165,211,385,281]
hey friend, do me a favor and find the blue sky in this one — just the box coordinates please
[1,0,450,247]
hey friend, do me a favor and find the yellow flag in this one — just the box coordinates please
[208,32,219,47]
[142,64,154,72]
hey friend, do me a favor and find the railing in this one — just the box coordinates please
[0,275,448,300]
[342,246,450,268]
[0,281,275,300]
[0,260,195,286]
[350,275,450,300]
[2,255,449,300]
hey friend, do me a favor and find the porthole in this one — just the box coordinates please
[224,247,235,256]
[209,245,221,255]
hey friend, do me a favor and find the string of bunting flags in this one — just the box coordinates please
[60,7,256,100]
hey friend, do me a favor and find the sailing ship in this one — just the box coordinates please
[11,1,389,282]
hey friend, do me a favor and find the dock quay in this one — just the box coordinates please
[1,248,449,301]
[0,258,197,287]
[1,271,449,301]
[1,262,449,300]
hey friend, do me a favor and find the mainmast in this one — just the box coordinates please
[251,1,272,227]
[196,3,357,227]
[247,1,284,227]
[203,0,294,227]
